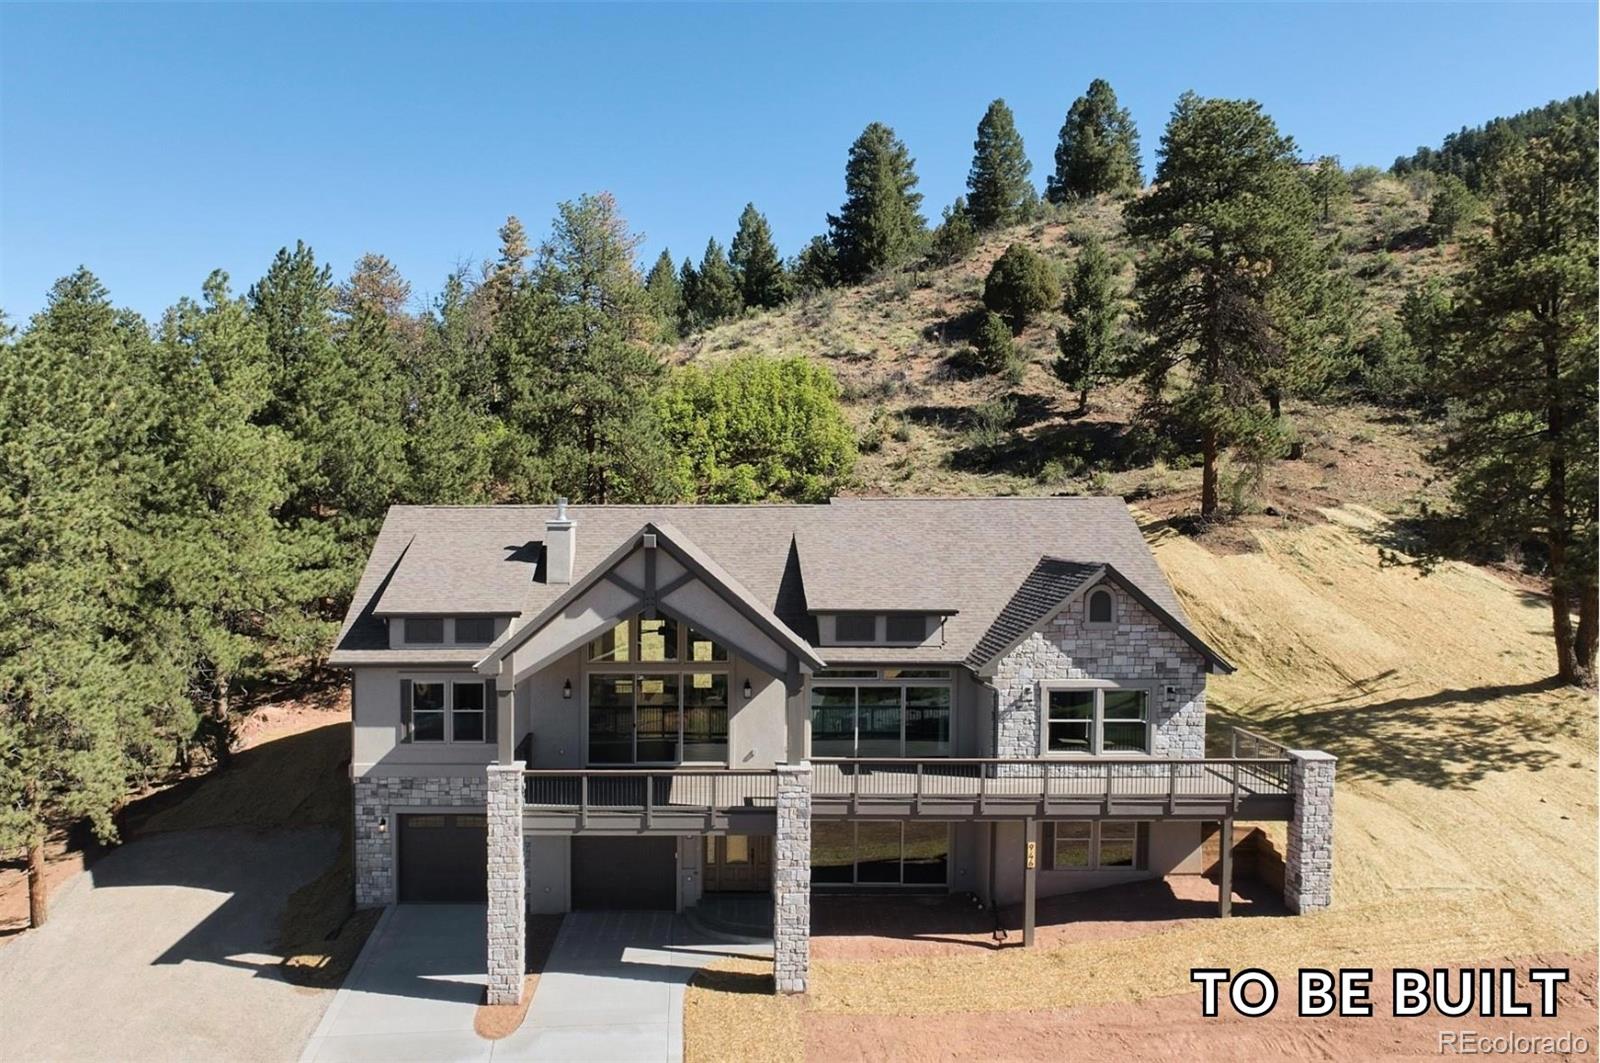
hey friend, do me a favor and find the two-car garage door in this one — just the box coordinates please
[398,815,677,909]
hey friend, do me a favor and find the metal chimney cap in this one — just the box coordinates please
[554,497,569,521]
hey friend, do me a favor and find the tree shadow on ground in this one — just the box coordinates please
[1243,674,1576,790]
[947,407,1165,478]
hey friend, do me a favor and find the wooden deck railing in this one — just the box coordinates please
[523,768,777,831]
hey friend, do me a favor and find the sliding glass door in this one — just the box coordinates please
[807,680,952,758]
[812,821,950,887]
[587,672,728,765]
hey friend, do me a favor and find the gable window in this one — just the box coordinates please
[1048,821,1149,871]
[405,617,445,644]
[1042,684,1151,755]
[455,617,495,644]
[583,615,730,765]
[401,676,496,744]
[884,614,926,643]
[1087,588,1115,625]
[589,614,722,664]
[835,614,876,643]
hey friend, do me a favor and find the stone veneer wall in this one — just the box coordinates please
[485,763,527,1005]
[353,775,489,907]
[773,764,812,994]
[1284,750,1336,913]
[992,583,1208,760]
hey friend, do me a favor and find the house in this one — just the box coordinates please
[329,497,1335,1004]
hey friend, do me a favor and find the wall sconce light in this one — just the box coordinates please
[377,816,388,834]
[562,679,573,700]
[742,679,753,700]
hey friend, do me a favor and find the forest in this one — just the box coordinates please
[1,82,1595,920]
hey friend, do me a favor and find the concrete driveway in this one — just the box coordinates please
[303,908,770,1063]
[0,827,341,1062]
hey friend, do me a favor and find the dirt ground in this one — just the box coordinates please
[686,507,1599,1061]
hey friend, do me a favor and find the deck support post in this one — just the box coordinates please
[1023,818,1038,947]
[486,761,527,1005]
[1218,817,1233,918]
[774,763,812,993]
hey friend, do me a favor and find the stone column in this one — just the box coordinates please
[1284,750,1336,914]
[773,763,812,994]
[486,761,527,1005]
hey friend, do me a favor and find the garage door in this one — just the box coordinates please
[571,837,677,910]
[398,813,487,903]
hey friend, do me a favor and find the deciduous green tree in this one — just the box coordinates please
[827,122,926,283]
[1047,79,1142,202]
[658,356,855,502]
[967,99,1034,229]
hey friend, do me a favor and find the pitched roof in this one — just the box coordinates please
[329,497,1213,671]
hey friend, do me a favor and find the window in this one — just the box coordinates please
[835,614,876,643]
[683,673,729,762]
[812,822,950,887]
[638,616,678,662]
[1042,684,1151,755]
[688,626,728,662]
[807,681,952,758]
[587,621,631,662]
[403,678,494,743]
[634,675,680,762]
[411,681,446,741]
[405,617,444,644]
[885,614,926,643]
[451,681,486,742]
[1087,588,1114,625]
[587,614,725,663]
[587,675,634,763]
[455,617,495,644]
[585,669,730,765]
[1049,821,1149,871]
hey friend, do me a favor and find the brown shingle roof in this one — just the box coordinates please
[329,497,1206,670]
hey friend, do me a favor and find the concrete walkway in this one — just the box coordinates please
[302,906,770,1063]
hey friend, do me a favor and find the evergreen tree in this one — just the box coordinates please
[967,99,1034,229]
[401,271,497,504]
[1126,93,1330,517]
[1054,236,1123,410]
[686,238,742,328]
[144,272,297,766]
[790,236,839,293]
[1303,156,1352,225]
[729,203,788,309]
[1427,119,1598,683]
[676,257,699,336]
[1427,174,1481,241]
[827,122,926,283]
[1047,79,1143,202]
[644,249,683,341]
[983,243,1060,332]
[0,271,187,926]
[928,198,979,265]
[1392,91,1598,192]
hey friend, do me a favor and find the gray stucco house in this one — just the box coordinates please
[329,497,1334,1002]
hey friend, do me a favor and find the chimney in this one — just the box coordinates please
[545,497,575,584]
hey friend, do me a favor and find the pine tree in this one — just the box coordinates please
[967,99,1034,229]
[1126,93,1329,517]
[1303,156,1352,225]
[928,198,979,265]
[790,236,839,293]
[1047,79,1143,202]
[729,203,788,309]
[1054,236,1123,410]
[0,270,187,926]
[401,271,496,504]
[1428,118,1599,683]
[644,249,682,340]
[686,238,742,328]
[827,122,926,283]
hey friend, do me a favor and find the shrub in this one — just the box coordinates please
[966,396,1018,450]
[970,311,1017,375]
[982,243,1060,331]
[1348,164,1383,191]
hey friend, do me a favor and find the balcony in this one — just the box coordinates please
[809,756,1294,821]
[522,769,778,834]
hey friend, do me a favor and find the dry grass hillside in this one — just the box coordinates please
[677,175,1457,509]
[685,505,1598,1061]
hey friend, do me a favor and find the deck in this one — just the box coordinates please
[521,754,1294,834]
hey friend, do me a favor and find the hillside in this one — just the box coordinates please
[677,175,1459,524]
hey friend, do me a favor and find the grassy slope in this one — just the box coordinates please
[680,180,1595,1060]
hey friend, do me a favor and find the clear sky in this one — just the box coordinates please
[2,2,1595,322]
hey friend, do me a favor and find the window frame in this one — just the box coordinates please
[807,673,956,758]
[453,616,496,645]
[404,617,446,644]
[883,614,928,645]
[401,673,496,745]
[1037,680,1154,757]
[1048,820,1150,871]
[582,614,733,767]
[1085,587,1116,627]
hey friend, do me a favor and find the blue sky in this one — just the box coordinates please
[2,2,1595,322]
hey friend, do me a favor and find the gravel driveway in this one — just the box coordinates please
[0,827,340,1062]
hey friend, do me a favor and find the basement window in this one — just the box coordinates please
[1047,821,1149,871]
